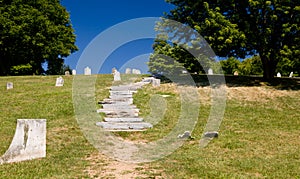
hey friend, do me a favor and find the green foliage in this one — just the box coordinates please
[162,0,300,79]
[220,57,240,75]
[238,56,263,76]
[10,63,33,76]
[0,0,78,75]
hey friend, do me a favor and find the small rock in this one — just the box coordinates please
[204,131,218,138]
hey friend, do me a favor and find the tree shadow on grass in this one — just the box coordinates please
[159,74,300,90]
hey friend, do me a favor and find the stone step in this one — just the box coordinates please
[109,91,134,95]
[102,104,137,109]
[104,118,144,122]
[97,108,139,113]
[103,98,133,103]
[99,101,132,105]
[96,122,153,130]
[109,95,133,99]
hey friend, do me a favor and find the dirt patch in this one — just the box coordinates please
[84,152,152,178]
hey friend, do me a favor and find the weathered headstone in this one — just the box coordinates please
[234,71,239,76]
[125,68,131,74]
[72,69,76,75]
[277,72,281,78]
[84,67,91,75]
[65,71,70,76]
[208,68,213,75]
[7,82,13,90]
[113,70,121,81]
[152,79,161,87]
[0,119,46,164]
[289,72,293,78]
[55,76,64,87]
[132,69,141,74]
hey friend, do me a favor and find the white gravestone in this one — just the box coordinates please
[113,70,121,81]
[289,72,293,78]
[55,76,64,87]
[65,71,70,76]
[152,79,161,87]
[84,67,91,75]
[125,68,131,74]
[234,71,239,76]
[132,69,141,74]
[277,72,281,78]
[0,119,46,164]
[7,82,13,90]
[72,69,76,75]
[208,68,213,75]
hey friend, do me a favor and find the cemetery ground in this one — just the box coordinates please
[0,74,300,178]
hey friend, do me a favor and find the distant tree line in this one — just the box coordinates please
[148,0,300,80]
[0,0,77,76]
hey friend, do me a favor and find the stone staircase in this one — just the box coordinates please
[96,78,155,131]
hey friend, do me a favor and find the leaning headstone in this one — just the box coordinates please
[7,82,13,90]
[125,68,132,74]
[277,72,281,78]
[114,70,121,81]
[289,72,293,78]
[0,119,46,164]
[208,68,213,75]
[65,71,70,76]
[72,69,76,75]
[55,76,64,87]
[84,67,91,75]
[234,71,239,76]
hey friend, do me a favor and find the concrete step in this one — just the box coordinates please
[96,122,153,131]
[102,104,137,109]
[104,117,144,122]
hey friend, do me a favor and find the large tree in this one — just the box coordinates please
[0,0,77,75]
[154,0,300,80]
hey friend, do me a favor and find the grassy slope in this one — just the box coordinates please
[0,75,299,178]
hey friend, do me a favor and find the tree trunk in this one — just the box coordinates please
[261,55,277,81]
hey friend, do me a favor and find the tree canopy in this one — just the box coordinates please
[149,0,300,80]
[0,0,77,75]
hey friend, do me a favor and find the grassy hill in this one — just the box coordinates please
[0,75,299,178]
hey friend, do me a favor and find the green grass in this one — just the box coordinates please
[0,75,299,178]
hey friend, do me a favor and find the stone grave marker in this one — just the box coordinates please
[152,79,161,87]
[277,72,281,78]
[113,70,121,81]
[125,68,131,74]
[289,72,293,78]
[72,69,76,75]
[65,71,70,76]
[208,68,213,75]
[132,69,141,74]
[55,76,64,87]
[7,82,13,90]
[0,119,46,164]
[84,67,91,75]
[234,71,239,76]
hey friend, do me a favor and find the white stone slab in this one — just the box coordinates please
[104,118,144,122]
[6,82,13,90]
[84,67,91,75]
[0,119,46,164]
[55,76,64,87]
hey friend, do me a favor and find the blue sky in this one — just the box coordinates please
[60,0,175,74]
